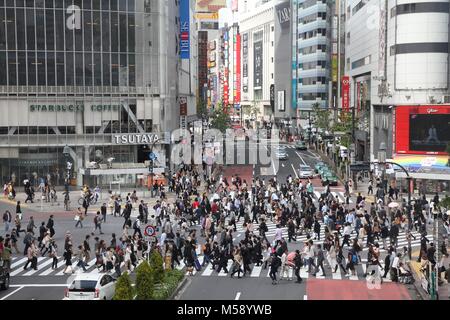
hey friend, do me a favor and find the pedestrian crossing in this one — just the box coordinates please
[231,219,432,253]
[175,258,396,283]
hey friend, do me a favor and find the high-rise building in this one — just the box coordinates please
[0,0,187,187]
[292,0,332,111]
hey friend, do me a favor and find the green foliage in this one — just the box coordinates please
[152,269,185,300]
[135,260,154,300]
[441,196,450,210]
[197,100,209,120]
[446,142,450,167]
[112,272,134,300]
[312,103,331,131]
[149,250,165,284]
[210,101,232,133]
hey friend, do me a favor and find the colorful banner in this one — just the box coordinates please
[180,0,190,59]
[342,76,350,112]
[234,33,241,103]
[331,54,338,82]
[195,0,227,13]
[242,33,248,93]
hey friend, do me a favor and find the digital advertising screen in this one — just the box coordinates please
[409,114,450,152]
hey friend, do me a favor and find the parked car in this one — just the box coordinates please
[321,172,338,186]
[295,140,307,150]
[0,259,10,290]
[299,165,314,179]
[64,273,116,300]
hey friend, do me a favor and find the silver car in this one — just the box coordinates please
[299,165,313,178]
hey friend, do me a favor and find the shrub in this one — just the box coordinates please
[152,269,185,300]
[149,250,164,284]
[135,260,154,300]
[441,196,450,210]
[113,273,134,300]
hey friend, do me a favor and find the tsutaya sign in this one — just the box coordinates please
[113,133,169,145]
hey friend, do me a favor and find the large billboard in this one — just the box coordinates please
[254,41,263,89]
[276,1,291,30]
[395,106,450,155]
[180,0,190,59]
[195,0,227,13]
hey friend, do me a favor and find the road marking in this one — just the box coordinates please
[251,265,262,277]
[10,257,28,269]
[291,164,299,178]
[235,292,241,300]
[332,269,342,280]
[10,284,68,287]
[0,286,24,300]
[39,258,65,276]
[23,257,48,276]
[303,295,308,300]
[295,151,307,165]
[201,263,214,276]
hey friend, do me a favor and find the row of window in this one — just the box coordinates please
[0,51,139,86]
[299,44,326,55]
[298,0,326,10]
[299,60,326,70]
[0,9,140,53]
[0,0,136,11]
[299,77,327,85]
[300,11,327,25]
[298,28,326,40]
[391,2,449,17]
[300,92,327,100]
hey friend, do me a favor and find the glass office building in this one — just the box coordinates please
[0,0,178,187]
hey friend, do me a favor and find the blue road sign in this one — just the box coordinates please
[149,152,157,161]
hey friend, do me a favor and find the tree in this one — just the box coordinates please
[311,103,332,132]
[135,260,154,300]
[441,196,450,210]
[332,111,354,148]
[113,272,134,300]
[210,101,232,133]
[149,250,165,284]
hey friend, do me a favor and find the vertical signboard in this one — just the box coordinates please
[270,84,275,111]
[277,91,286,112]
[254,41,263,89]
[179,96,187,129]
[342,76,350,112]
[242,33,248,93]
[223,29,229,106]
[331,54,338,82]
[276,1,291,29]
[180,0,190,59]
[235,33,241,103]
[378,0,387,79]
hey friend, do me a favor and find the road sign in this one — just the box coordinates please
[149,152,157,161]
[144,225,156,237]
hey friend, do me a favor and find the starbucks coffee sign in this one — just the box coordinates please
[29,104,123,112]
[113,133,169,145]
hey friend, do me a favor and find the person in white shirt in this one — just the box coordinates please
[390,253,401,281]
[274,225,283,242]
[280,251,291,280]
[342,223,352,247]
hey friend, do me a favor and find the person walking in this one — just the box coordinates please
[269,253,281,285]
[293,249,303,283]
[49,240,59,269]
[75,208,84,228]
[15,215,26,238]
[23,240,38,271]
[26,216,37,235]
[100,203,107,223]
[132,217,143,238]
[315,244,326,276]
[46,215,55,237]
[92,212,104,235]
[230,248,243,278]
[16,201,22,220]
[63,244,73,274]
[75,245,88,272]
[3,210,12,232]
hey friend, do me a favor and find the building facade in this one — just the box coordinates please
[0,0,185,187]
[292,0,332,111]
[345,0,450,192]
[238,0,275,122]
